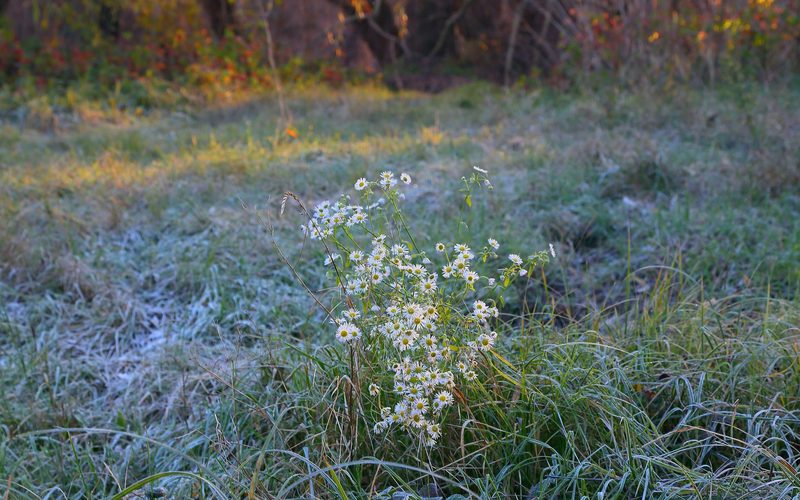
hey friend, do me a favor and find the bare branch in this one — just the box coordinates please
[257,0,291,131]
[505,0,531,88]
[425,0,475,60]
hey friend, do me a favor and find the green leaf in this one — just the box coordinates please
[327,463,348,500]
[465,195,472,208]
[112,471,226,500]
[115,410,126,429]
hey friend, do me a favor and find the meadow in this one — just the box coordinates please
[1,81,799,498]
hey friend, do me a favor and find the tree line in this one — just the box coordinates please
[1,0,798,87]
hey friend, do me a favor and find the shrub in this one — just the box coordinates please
[284,168,552,448]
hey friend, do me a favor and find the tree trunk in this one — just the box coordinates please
[325,0,401,66]
[98,1,121,40]
[202,0,238,39]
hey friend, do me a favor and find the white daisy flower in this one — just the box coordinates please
[488,238,499,250]
[420,277,437,293]
[349,212,367,225]
[410,398,428,414]
[369,270,384,284]
[330,212,346,226]
[354,178,368,191]
[441,264,454,278]
[508,254,523,265]
[394,334,416,351]
[403,303,420,318]
[400,172,411,184]
[391,244,408,257]
[429,349,445,363]
[379,171,397,189]
[355,280,369,294]
[409,314,425,330]
[476,333,494,351]
[453,258,469,274]
[394,402,408,417]
[336,322,360,343]
[343,308,360,320]
[426,422,441,440]
[434,390,453,408]
[405,382,422,397]
[409,413,426,428]
[409,265,425,278]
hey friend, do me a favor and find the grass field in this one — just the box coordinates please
[1,81,799,498]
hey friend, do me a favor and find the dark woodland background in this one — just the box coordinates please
[1,0,798,92]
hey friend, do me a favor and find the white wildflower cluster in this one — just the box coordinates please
[297,169,550,447]
[300,199,374,240]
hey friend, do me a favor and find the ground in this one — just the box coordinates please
[0,81,799,497]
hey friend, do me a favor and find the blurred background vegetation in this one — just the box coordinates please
[1,0,798,97]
